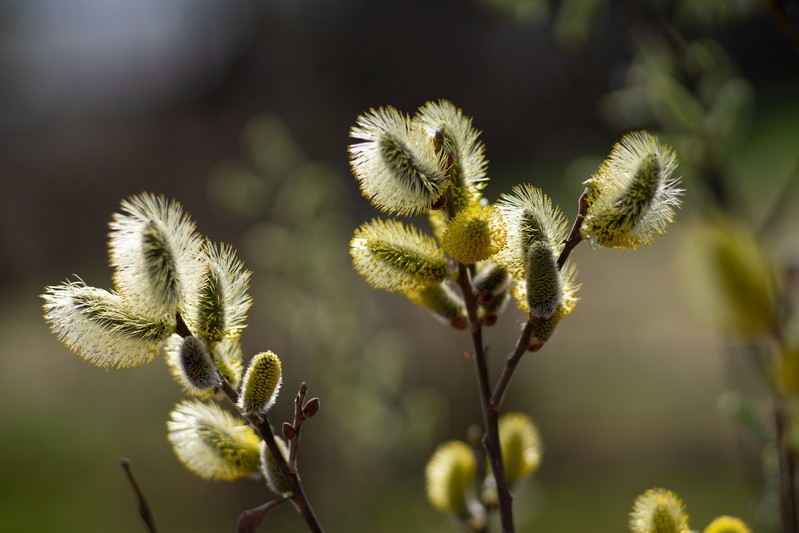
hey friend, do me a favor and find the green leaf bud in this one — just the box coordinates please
[238,351,282,415]
[167,400,261,481]
[525,241,562,320]
[629,488,690,533]
[425,441,478,518]
[177,335,220,392]
[260,437,293,497]
[581,132,683,250]
[442,204,507,264]
[404,283,467,329]
[351,219,450,292]
[349,106,449,216]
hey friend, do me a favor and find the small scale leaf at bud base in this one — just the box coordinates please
[528,340,545,352]
[282,422,297,440]
[302,397,320,419]
[430,194,448,210]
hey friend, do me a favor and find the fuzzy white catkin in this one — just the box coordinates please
[108,193,204,319]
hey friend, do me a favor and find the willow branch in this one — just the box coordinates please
[557,191,589,270]
[120,458,157,533]
[489,321,534,410]
[489,191,589,409]
[218,380,323,533]
[444,189,515,532]
[173,315,323,533]
[287,383,315,472]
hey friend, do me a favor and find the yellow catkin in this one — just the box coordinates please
[425,441,477,517]
[442,205,506,264]
[238,351,282,414]
[703,516,751,533]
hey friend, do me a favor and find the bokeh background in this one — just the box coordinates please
[2,0,798,531]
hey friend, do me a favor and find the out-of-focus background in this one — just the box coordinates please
[2,0,798,531]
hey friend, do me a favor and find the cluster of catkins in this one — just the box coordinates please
[629,488,751,533]
[346,100,684,525]
[348,99,682,351]
[43,194,290,493]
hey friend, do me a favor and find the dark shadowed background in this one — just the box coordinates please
[2,0,798,531]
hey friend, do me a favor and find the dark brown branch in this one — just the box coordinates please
[557,191,589,270]
[489,321,534,410]
[287,383,317,472]
[174,313,192,338]
[455,259,515,533]
[120,458,157,533]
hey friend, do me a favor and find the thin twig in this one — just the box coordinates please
[489,321,534,410]
[490,191,589,409]
[217,381,324,533]
[288,383,309,472]
[173,313,322,531]
[557,191,589,270]
[120,458,157,533]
